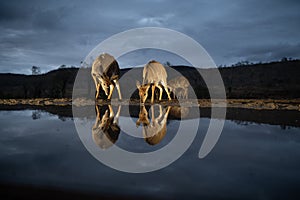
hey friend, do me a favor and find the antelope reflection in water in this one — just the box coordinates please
[92,104,121,149]
[169,106,190,119]
[136,105,171,145]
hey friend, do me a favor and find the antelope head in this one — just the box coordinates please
[136,105,150,127]
[136,81,150,103]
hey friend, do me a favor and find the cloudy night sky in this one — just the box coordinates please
[0,0,299,74]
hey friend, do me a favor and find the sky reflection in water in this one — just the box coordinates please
[0,108,299,199]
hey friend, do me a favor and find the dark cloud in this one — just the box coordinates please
[230,43,300,62]
[0,0,299,74]
[0,1,32,22]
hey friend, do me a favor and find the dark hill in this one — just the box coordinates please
[0,68,78,98]
[0,60,299,99]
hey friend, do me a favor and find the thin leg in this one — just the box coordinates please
[96,83,101,99]
[151,105,155,122]
[108,105,114,118]
[165,106,171,116]
[92,75,98,89]
[173,88,176,99]
[93,75,99,99]
[114,80,122,100]
[107,84,114,100]
[95,105,101,119]
[160,106,171,125]
[157,85,163,100]
[164,85,172,100]
[136,106,143,127]
[178,89,182,99]
[113,105,121,124]
[151,84,155,103]
[157,105,163,120]
[184,88,188,99]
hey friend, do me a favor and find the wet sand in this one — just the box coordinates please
[0,98,299,111]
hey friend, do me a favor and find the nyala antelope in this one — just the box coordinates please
[91,53,122,100]
[136,60,171,103]
[168,76,189,99]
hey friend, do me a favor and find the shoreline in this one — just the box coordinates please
[0,98,299,111]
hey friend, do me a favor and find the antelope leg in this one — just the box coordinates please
[157,105,163,120]
[166,106,171,115]
[185,88,188,99]
[164,85,172,100]
[95,105,101,119]
[92,75,98,90]
[108,104,114,118]
[114,80,122,100]
[151,105,155,122]
[151,84,155,103]
[107,84,114,100]
[95,83,101,99]
[113,105,121,124]
[157,85,163,100]
[173,88,176,99]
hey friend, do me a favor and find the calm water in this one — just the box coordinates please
[0,107,300,199]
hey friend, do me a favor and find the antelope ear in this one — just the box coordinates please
[136,80,141,89]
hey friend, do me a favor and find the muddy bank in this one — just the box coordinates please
[0,98,72,106]
[0,98,300,111]
[0,103,299,127]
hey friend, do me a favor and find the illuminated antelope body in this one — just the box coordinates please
[136,60,172,103]
[91,53,122,100]
[136,105,171,145]
[92,104,121,149]
[168,76,189,99]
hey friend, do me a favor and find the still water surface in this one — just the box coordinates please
[0,107,299,199]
